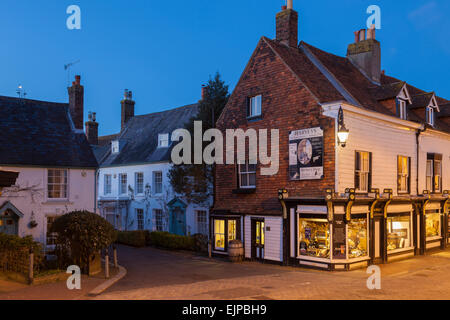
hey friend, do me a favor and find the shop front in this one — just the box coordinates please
[285,197,371,271]
[210,212,242,255]
[420,200,445,252]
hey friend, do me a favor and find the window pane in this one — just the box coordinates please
[228,220,236,242]
[248,173,256,186]
[426,213,441,238]
[214,220,225,250]
[348,218,368,258]
[298,219,330,258]
[387,215,412,250]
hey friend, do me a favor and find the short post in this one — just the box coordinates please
[105,249,110,279]
[208,240,212,259]
[113,245,118,268]
[28,248,34,285]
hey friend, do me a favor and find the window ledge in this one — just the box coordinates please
[42,200,73,205]
[247,115,262,122]
[232,188,256,194]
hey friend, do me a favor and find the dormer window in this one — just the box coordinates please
[158,133,169,148]
[398,99,407,120]
[426,106,434,126]
[112,140,120,154]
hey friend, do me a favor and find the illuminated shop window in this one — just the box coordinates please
[426,212,441,239]
[228,220,237,243]
[298,219,330,258]
[387,215,412,251]
[348,218,368,258]
[214,220,225,251]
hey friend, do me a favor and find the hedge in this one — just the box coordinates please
[146,232,196,251]
[0,233,43,275]
[116,230,147,247]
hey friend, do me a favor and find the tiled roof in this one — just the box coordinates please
[99,104,199,167]
[0,96,97,168]
[264,38,450,133]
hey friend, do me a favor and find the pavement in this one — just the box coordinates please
[93,245,450,300]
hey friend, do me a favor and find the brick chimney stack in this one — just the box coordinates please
[276,0,298,48]
[121,89,135,131]
[347,25,381,84]
[85,111,99,145]
[68,75,84,130]
[201,85,207,100]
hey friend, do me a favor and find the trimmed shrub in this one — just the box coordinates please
[147,232,195,251]
[116,230,148,247]
[50,211,116,273]
[192,233,209,253]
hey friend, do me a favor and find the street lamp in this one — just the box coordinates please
[337,107,349,147]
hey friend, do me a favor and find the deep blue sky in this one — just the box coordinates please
[1,0,449,135]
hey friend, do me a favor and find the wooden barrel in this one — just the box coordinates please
[228,240,244,262]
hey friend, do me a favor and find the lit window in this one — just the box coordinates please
[158,134,169,148]
[397,156,410,194]
[47,169,68,199]
[398,99,407,120]
[387,215,412,251]
[355,151,371,193]
[153,171,163,194]
[426,107,434,126]
[135,172,144,194]
[298,218,330,258]
[228,220,237,243]
[347,218,368,258]
[214,219,225,251]
[248,95,262,118]
[426,211,441,239]
[104,174,112,195]
[119,173,127,195]
[426,154,442,193]
[136,209,144,230]
[239,162,256,189]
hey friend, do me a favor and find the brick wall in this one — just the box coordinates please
[214,39,336,216]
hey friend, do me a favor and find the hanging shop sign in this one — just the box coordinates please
[289,127,324,180]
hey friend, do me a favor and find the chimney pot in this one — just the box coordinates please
[281,5,287,10]
[287,0,293,9]
[354,31,360,43]
[359,29,366,42]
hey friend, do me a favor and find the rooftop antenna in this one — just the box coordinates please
[16,84,27,99]
[64,60,80,86]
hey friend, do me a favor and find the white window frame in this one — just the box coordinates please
[355,151,370,193]
[135,172,144,195]
[47,169,68,200]
[154,209,164,232]
[46,216,58,247]
[398,99,407,120]
[397,156,410,194]
[426,159,433,192]
[238,162,256,189]
[119,173,128,195]
[158,133,169,148]
[104,174,112,195]
[153,171,163,194]
[196,210,208,235]
[112,140,120,154]
[249,95,262,118]
[136,208,144,231]
[426,106,434,126]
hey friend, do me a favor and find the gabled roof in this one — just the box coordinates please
[0,96,97,168]
[99,103,199,167]
[259,37,450,133]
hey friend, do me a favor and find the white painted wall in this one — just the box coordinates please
[244,215,283,262]
[97,162,211,235]
[0,166,96,244]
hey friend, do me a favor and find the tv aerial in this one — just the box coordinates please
[64,60,80,86]
[16,84,27,99]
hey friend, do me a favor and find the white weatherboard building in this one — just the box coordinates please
[94,93,210,236]
[0,78,98,249]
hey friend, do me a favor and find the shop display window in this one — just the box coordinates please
[387,215,411,251]
[228,220,237,243]
[426,212,441,238]
[347,218,368,258]
[298,219,330,258]
[214,220,225,250]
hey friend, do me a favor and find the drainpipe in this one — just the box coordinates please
[278,189,289,265]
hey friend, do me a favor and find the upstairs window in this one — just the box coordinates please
[153,171,163,194]
[104,174,112,195]
[158,134,169,148]
[355,151,372,193]
[135,172,144,194]
[119,173,127,195]
[397,156,411,194]
[112,140,120,154]
[47,169,68,199]
[398,99,407,120]
[426,154,442,193]
[248,95,262,118]
[426,106,434,126]
[238,162,256,189]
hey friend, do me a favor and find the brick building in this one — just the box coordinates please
[212,2,450,270]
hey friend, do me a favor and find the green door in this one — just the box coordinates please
[0,215,18,235]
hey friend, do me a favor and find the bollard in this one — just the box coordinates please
[28,248,34,285]
[113,245,118,268]
[105,249,110,279]
[208,240,212,259]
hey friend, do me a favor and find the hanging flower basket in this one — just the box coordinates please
[28,220,38,229]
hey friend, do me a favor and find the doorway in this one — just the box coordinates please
[251,219,265,260]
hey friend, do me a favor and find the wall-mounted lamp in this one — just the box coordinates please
[337,107,350,147]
